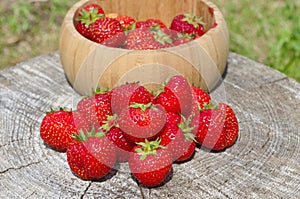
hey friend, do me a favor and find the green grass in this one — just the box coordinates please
[0,0,299,82]
[0,0,78,69]
[214,0,300,82]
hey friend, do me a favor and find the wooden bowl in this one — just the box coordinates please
[59,0,229,95]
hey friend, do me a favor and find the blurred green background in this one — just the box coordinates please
[0,0,299,82]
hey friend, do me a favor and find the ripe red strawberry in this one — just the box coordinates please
[129,139,172,187]
[101,115,135,162]
[191,86,211,109]
[89,17,125,47]
[115,15,136,31]
[160,114,196,162]
[75,3,105,39]
[170,13,206,37]
[125,26,173,50]
[136,19,167,29]
[111,83,153,115]
[190,86,211,116]
[77,88,113,128]
[66,128,116,180]
[40,108,88,152]
[118,102,166,143]
[155,75,193,116]
[172,32,196,46]
[191,103,239,151]
[106,126,135,162]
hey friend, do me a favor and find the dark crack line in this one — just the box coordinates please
[80,182,92,199]
[25,191,37,199]
[217,188,233,199]
[261,129,271,148]
[259,77,289,88]
[139,185,146,199]
[0,161,41,175]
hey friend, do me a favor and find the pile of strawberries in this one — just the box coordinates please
[74,3,217,49]
[40,75,239,188]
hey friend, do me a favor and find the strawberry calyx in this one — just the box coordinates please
[178,115,197,142]
[76,8,104,27]
[101,114,119,132]
[135,138,165,160]
[46,107,70,114]
[153,77,171,97]
[93,85,109,95]
[177,32,196,40]
[198,102,218,112]
[73,127,105,142]
[182,13,206,28]
[148,26,173,46]
[129,102,152,112]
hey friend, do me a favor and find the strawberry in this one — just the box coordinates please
[155,75,193,116]
[89,17,125,47]
[115,15,136,31]
[40,108,88,152]
[191,103,239,151]
[191,86,211,109]
[129,139,172,187]
[118,102,166,143]
[111,83,153,115]
[75,3,105,39]
[106,126,135,162]
[136,19,167,29]
[77,88,113,128]
[190,86,211,116]
[170,13,206,37]
[172,32,196,46]
[66,128,116,181]
[160,114,196,162]
[125,26,173,50]
[101,115,135,162]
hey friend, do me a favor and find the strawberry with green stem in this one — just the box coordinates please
[77,87,113,129]
[172,32,197,46]
[170,13,206,37]
[75,3,105,39]
[111,83,153,115]
[160,114,196,162]
[191,103,239,151]
[115,15,136,32]
[118,102,166,143]
[125,25,173,50]
[89,17,125,47]
[190,85,211,117]
[66,128,116,181]
[155,75,193,117]
[101,115,135,162]
[136,18,167,29]
[129,139,172,187]
[40,108,89,152]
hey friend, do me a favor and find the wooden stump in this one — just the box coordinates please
[0,52,299,198]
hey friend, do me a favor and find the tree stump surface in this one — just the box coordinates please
[0,52,299,198]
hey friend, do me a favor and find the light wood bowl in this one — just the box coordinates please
[59,0,229,95]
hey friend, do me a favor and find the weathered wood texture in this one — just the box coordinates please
[0,52,299,198]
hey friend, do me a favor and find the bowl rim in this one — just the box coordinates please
[62,0,227,52]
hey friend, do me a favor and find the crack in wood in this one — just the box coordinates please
[259,77,289,88]
[139,185,146,199]
[0,161,41,175]
[261,129,271,148]
[25,191,37,199]
[80,182,92,199]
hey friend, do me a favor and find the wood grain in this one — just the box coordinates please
[0,52,299,198]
